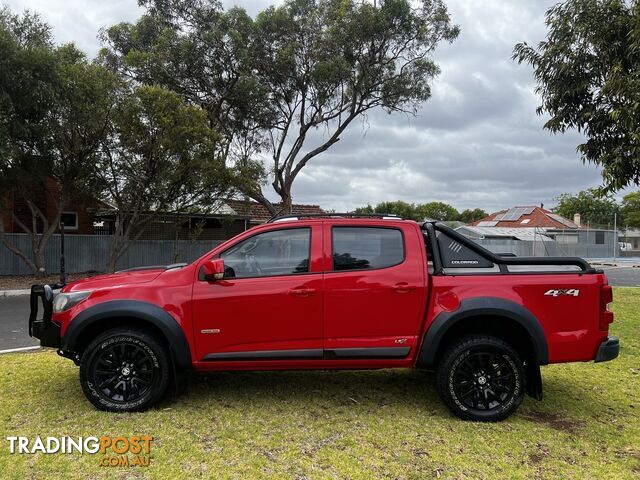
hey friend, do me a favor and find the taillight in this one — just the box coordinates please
[600,284,614,330]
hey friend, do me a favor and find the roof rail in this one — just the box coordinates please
[267,213,404,223]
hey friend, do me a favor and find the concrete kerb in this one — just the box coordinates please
[0,289,30,297]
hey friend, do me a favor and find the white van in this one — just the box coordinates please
[619,242,633,251]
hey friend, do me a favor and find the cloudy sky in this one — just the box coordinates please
[3,0,617,213]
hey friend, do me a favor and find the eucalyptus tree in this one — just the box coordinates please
[553,188,620,228]
[621,191,640,229]
[355,200,461,222]
[514,0,640,192]
[98,85,232,272]
[101,0,459,214]
[0,8,118,275]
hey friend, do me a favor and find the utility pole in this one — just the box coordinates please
[613,212,617,261]
[59,221,66,286]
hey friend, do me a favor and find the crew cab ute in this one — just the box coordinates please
[29,214,619,421]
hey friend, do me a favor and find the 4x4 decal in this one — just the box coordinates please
[544,288,580,297]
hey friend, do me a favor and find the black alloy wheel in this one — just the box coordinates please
[80,328,170,412]
[451,351,516,411]
[436,335,525,422]
[93,342,155,403]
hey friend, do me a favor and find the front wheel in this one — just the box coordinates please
[79,328,170,412]
[436,335,525,422]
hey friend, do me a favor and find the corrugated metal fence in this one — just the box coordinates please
[0,232,618,275]
[0,234,223,275]
[475,238,615,258]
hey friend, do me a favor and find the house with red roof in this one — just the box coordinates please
[471,206,580,229]
[458,205,617,258]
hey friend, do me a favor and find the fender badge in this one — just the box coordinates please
[544,289,579,297]
[201,329,221,334]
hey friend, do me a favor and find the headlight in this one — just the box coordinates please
[53,291,92,313]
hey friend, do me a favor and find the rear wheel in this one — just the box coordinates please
[79,328,170,412]
[436,335,525,421]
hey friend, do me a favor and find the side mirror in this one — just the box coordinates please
[202,258,225,281]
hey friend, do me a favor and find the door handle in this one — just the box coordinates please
[394,282,416,293]
[289,287,316,296]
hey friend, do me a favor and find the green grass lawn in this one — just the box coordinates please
[1,289,639,479]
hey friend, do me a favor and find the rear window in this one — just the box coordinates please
[332,227,404,271]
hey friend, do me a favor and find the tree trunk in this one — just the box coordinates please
[0,228,39,275]
[1,202,63,277]
[243,189,278,216]
[106,255,118,273]
[34,248,47,278]
[280,193,293,215]
[106,237,122,273]
[105,211,154,272]
[106,214,124,273]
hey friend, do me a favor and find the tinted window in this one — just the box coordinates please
[61,212,78,229]
[221,228,310,278]
[332,227,404,271]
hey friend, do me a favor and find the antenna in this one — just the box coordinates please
[267,206,286,223]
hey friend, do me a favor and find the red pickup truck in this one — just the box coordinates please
[29,215,619,421]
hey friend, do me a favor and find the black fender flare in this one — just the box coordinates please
[416,297,549,369]
[62,300,192,369]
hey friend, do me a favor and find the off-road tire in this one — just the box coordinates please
[436,335,525,422]
[79,328,170,412]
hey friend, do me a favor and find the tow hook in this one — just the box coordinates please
[57,349,81,366]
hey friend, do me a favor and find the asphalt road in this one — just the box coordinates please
[1,266,639,352]
[599,266,640,287]
[0,295,39,351]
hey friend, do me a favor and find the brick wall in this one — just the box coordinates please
[2,178,98,234]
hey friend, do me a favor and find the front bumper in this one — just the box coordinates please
[29,284,61,349]
[594,336,620,363]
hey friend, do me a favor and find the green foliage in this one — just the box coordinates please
[106,84,227,210]
[458,208,488,223]
[0,9,122,274]
[355,200,460,222]
[99,84,232,270]
[0,7,233,273]
[0,6,51,48]
[48,48,122,202]
[0,9,58,193]
[0,11,120,205]
[417,201,460,221]
[355,201,421,221]
[621,191,640,229]
[101,0,459,213]
[513,0,640,192]
[553,188,619,227]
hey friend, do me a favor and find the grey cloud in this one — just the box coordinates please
[5,0,143,57]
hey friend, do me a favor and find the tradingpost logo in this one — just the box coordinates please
[6,435,152,467]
